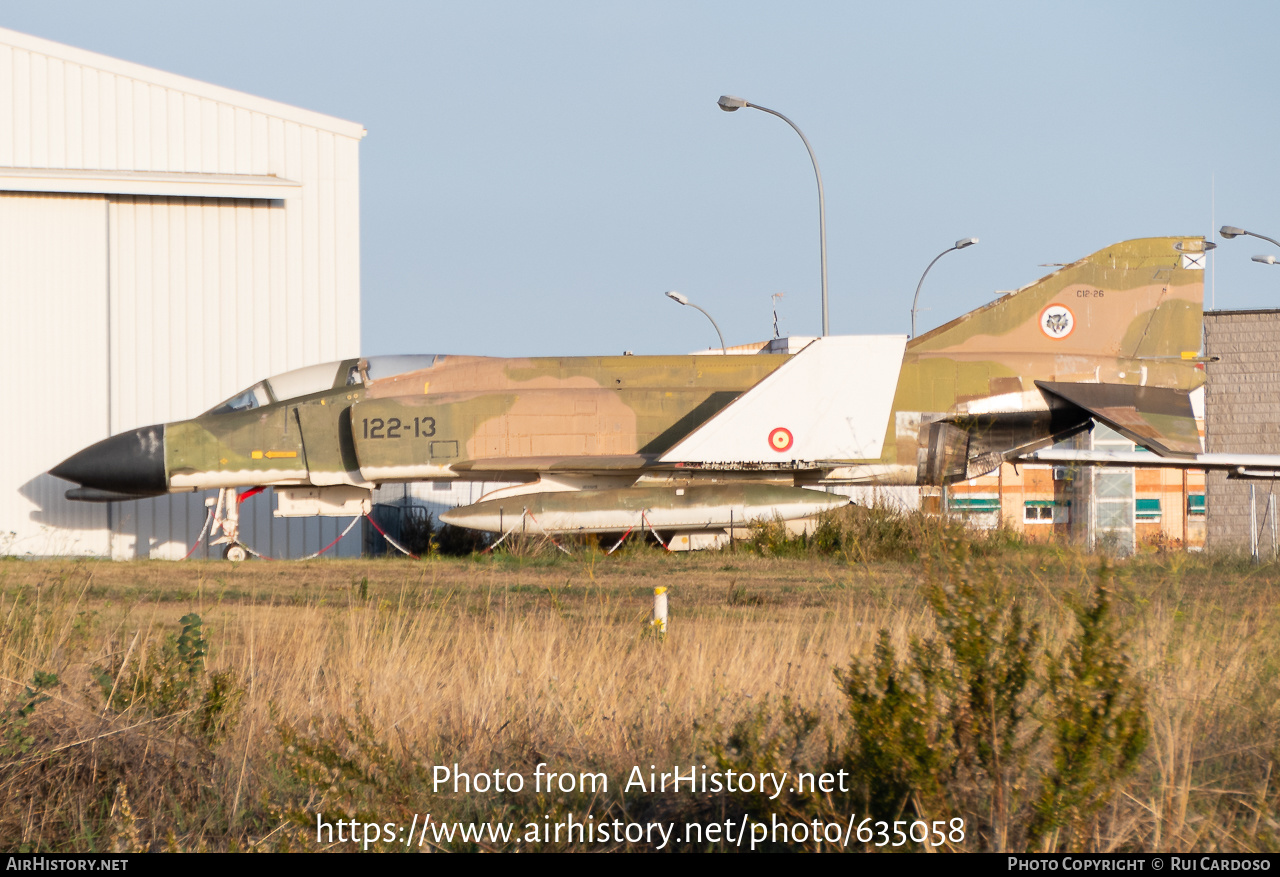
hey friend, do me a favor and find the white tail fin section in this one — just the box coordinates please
[659,335,907,464]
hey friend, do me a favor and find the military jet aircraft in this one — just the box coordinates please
[50,236,1214,559]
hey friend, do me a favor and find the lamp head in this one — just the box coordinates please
[665,290,690,305]
[1221,225,1246,239]
[955,237,978,249]
[1252,255,1278,265]
[718,95,748,112]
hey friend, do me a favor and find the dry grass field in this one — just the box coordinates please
[2,512,1280,852]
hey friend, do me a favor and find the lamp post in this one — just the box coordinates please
[1222,227,1280,273]
[910,238,979,338]
[718,95,829,336]
[1221,225,1280,250]
[665,291,727,355]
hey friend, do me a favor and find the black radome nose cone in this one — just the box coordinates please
[50,425,167,495]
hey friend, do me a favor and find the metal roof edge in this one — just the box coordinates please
[1204,308,1280,317]
[0,167,304,199]
[0,26,366,141]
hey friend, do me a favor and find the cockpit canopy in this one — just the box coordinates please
[205,382,273,416]
[204,355,447,415]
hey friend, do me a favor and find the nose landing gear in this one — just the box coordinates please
[209,487,248,561]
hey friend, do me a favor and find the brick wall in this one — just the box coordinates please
[1204,310,1280,550]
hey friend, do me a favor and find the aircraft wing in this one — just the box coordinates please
[451,455,654,472]
[447,454,825,476]
[1018,448,1280,479]
[447,454,660,481]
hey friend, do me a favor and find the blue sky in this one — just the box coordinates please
[7,1,1278,357]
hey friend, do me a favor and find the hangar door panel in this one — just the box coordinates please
[106,196,356,558]
[0,193,110,555]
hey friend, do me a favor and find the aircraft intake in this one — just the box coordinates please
[438,483,849,535]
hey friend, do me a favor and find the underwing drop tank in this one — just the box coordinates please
[438,483,849,535]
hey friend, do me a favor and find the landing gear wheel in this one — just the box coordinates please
[223,544,248,562]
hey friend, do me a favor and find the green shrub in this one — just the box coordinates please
[399,507,436,557]
[837,631,953,821]
[747,503,1029,564]
[435,522,491,556]
[746,515,812,557]
[94,613,243,747]
[717,541,1148,852]
[1,670,59,758]
[833,539,1041,848]
[1028,563,1148,851]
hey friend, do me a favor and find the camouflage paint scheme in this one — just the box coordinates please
[51,236,1208,537]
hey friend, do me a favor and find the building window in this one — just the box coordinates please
[1024,502,1054,523]
[949,496,1000,514]
[1188,494,1206,517]
[1136,498,1162,522]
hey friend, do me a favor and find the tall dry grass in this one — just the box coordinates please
[0,527,1278,851]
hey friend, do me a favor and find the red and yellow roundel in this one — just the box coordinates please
[1039,303,1075,339]
[768,427,794,453]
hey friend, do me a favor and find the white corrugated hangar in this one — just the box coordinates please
[0,27,365,559]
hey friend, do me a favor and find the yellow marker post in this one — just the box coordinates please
[652,586,668,634]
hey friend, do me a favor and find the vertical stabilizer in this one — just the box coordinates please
[911,236,1206,375]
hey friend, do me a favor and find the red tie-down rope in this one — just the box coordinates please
[362,512,420,559]
[298,515,363,560]
[188,490,578,562]
[237,542,274,560]
[523,511,570,554]
[231,514,390,561]
[481,509,527,554]
[182,487,366,561]
[641,510,671,552]
[606,525,635,555]
[478,509,569,555]
[180,508,215,560]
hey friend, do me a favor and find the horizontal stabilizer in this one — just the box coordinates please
[1036,381,1201,456]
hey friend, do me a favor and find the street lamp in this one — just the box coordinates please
[910,238,979,338]
[1221,225,1280,249]
[666,291,727,355]
[718,95,829,336]
[1253,255,1278,266]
